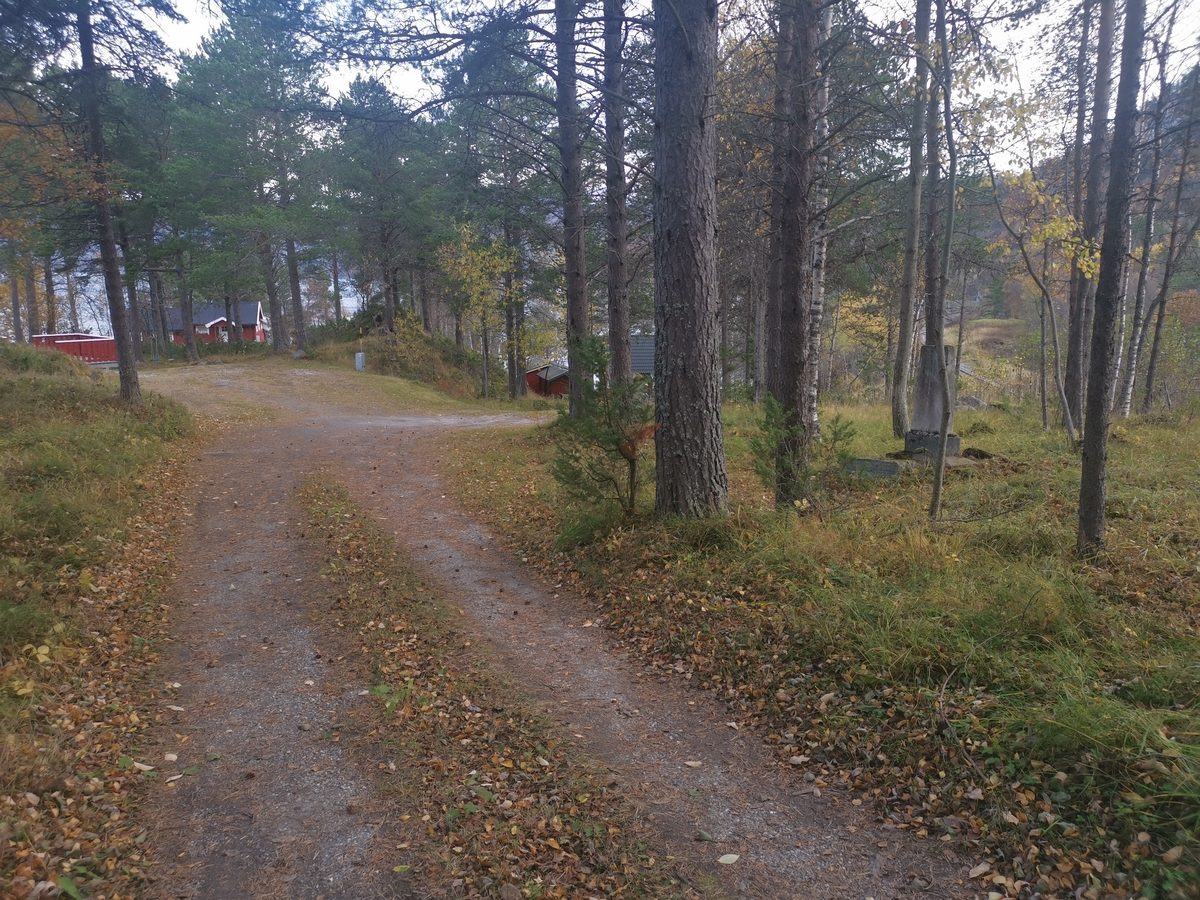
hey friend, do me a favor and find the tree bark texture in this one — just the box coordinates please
[24,255,42,337]
[556,0,589,413]
[1065,0,1091,425]
[116,220,143,362]
[928,0,957,520]
[286,235,307,350]
[43,256,57,334]
[1116,32,1170,418]
[67,270,80,334]
[419,268,432,334]
[174,247,199,364]
[332,251,343,323]
[9,270,24,343]
[1078,0,1144,556]
[765,4,794,402]
[146,266,169,355]
[653,0,729,518]
[232,291,244,344]
[384,263,397,333]
[890,0,931,438]
[1140,73,1198,412]
[805,2,833,440]
[921,81,942,348]
[1067,0,1114,427]
[604,0,632,384]
[771,0,821,504]
[78,4,140,404]
[260,236,285,352]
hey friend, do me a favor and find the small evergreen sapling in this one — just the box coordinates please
[750,399,857,515]
[551,337,656,516]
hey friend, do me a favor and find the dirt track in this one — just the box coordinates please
[138,361,977,899]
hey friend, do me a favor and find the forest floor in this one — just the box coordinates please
[132,357,977,899]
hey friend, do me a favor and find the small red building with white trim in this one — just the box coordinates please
[165,302,267,344]
[31,333,117,363]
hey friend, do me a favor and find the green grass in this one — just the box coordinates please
[0,346,190,653]
[444,401,1200,898]
[313,316,480,398]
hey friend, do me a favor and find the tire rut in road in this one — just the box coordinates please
[143,431,403,900]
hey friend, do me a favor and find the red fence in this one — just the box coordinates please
[30,334,118,364]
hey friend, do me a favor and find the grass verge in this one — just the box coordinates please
[1,344,195,899]
[441,402,1199,900]
[313,318,480,399]
[299,476,706,899]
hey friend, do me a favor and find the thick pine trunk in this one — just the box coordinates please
[383,261,397,333]
[772,0,821,504]
[1078,0,1145,555]
[921,83,942,348]
[556,0,589,413]
[890,0,931,438]
[653,0,729,518]
[1065,0,1090,426]
[419,268,432,334]
[928,0,958,519]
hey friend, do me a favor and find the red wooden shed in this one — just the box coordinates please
[526,363,569,397]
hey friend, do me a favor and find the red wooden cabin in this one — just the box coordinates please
[526,363,569,397]
[165,302,267,345]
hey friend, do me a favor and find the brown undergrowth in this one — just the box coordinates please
[1,447,202,900]
[1,348,204,899]
[299,476,703,900]
[438,410,1198,900]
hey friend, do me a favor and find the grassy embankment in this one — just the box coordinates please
[1,345,190,899]
[442,400,1199,900]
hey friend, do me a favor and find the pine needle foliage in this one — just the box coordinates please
[551,337,655,516]
[750,398,857,514]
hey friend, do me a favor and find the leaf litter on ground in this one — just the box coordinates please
[438,418,1199,900]
[1,449,197,899]
[299,476,701,899]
